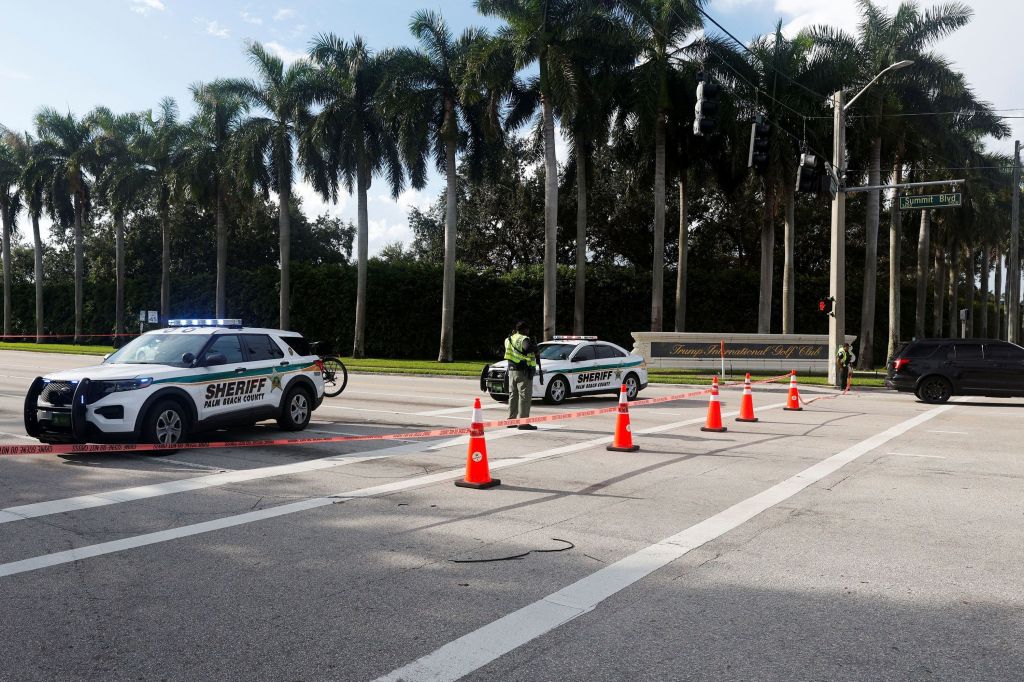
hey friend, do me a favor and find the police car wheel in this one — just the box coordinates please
[143,400,188,447]
[490,393,509,403]
[543,376,569,405]
[624,373,640,401]
[277,387,312,431]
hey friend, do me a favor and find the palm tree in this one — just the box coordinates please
[0,130,22,338]
[90,107,153,338]
[13,132,47,342]
[222,42,317,331]
[475,0,600,340]
[182,83,248,318]
[34,108,98,343]
[306,35,405,358]
[617,0,704,332]
[386,11,496,361]
[139,99,184,322]
[810,0,974,366]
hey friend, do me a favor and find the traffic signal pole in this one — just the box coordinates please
[828,90,846,387]
[1010,140,1021,344]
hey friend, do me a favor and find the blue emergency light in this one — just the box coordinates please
[166,319,243,328]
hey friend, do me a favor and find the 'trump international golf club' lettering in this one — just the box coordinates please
[576,370,614,390]
[204,378,268,408]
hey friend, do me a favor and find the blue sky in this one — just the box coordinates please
[2,1,1021,252]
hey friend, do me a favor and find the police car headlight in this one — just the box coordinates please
[99,378,154,394]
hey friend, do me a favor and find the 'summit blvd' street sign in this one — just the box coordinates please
[899,192,962,210]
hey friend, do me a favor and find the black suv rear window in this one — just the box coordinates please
[901,343,942,359]
[280,335,311,356]
[952,344,983,360]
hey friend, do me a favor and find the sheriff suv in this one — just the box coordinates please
[25,320,326,445]
[886,338,1024,403]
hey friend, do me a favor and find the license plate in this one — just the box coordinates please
[51,413,70,427]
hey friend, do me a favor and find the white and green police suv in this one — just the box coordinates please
[24,320,326,445]
[480,336,648,405]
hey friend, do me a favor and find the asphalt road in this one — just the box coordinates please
[0,350,1021,681]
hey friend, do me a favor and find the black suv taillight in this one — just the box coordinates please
[893,358,911,371]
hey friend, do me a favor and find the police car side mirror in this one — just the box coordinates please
[203,352,227,367]
[181,352,196,366]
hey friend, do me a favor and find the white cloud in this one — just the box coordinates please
[266,41,304,65]
[367,219,413,253]
[292,179,349,220]
[240,10,262,25]
[274,8,296,21]
[772,0,858,38]
[0,68,30,81]
[205,20,230,39]
[130,0,165,15]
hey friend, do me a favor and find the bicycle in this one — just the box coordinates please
[311,342,349,398]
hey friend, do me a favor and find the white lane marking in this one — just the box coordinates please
[0,431,38,442]
[927,430,967,435]
[886,451,947,459]
[374,403,954,682]
[0,403,786,577]
[0,423,560,525]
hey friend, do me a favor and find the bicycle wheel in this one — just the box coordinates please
[321,356,349,397]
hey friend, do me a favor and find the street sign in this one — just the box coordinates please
[147,311,159,324]
[899,192,962,210]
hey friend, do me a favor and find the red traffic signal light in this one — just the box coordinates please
[818,300,826,312]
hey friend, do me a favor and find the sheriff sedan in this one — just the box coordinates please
[481,336,648,405]
[25,320,326,445]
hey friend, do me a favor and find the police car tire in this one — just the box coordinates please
[277,386,313,431]
[142,399,189,447]
[490,394,509,403]
[543,376,569,405]
[624,373,641,401]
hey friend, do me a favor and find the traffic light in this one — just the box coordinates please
[796,153,819,193]
[748,115,770,172]
[693,74,720,137]
[819,296,835,317]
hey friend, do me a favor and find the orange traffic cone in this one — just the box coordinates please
[701,376,728,433]
[607,384,640,452]
[735,373,758,422]
[455,398,501,489]
[784,370,803,411]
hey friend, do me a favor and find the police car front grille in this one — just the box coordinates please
[40,381,76,407]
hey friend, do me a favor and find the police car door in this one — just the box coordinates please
[594,344,626,389]
[240,334,288,412]
[196,334,250,421]
[570,343,602,394]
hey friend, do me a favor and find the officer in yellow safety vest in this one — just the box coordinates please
[836,342,855,389]
[504,321,538,430]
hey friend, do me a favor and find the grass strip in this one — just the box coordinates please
[0,342,114,356]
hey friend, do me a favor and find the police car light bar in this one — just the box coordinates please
[552,335,598,341]
[167,319,243,328]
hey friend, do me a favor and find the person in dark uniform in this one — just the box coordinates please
[504,321,538,430]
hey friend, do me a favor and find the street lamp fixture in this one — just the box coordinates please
[826,59,914,386]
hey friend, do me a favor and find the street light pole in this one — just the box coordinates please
[1010,140,1021,344]
[828,89,846,387]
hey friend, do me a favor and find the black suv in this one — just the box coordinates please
[886,338,1024,403]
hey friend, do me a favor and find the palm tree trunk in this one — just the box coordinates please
[914,209,930,339]
[757,186,775,334]
[215,180,227,318]
[781,181,795,334]
[1,206,11,339]
[541,93,558,341]
[573,149,586,336]
[32,214,44,343]
[947,244,959,338]
[966,247,976,337]
[857,136,882,369]
[651,114,666,332]
[353,159,369,359]
[115,212,125,339]
[980,244,990,338]
[74,194,84,344]
[673,175,688,332]
[160,197,171,322]
[995,249,1003,339]
[933,243,945,337]
[886,160,903,362]
[438,120,458,362]
[278,154,292,331]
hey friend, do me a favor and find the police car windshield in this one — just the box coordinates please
[105,334,209,366]
[538,343,576,361]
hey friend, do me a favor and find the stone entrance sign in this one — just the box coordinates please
[631,332,856,374]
